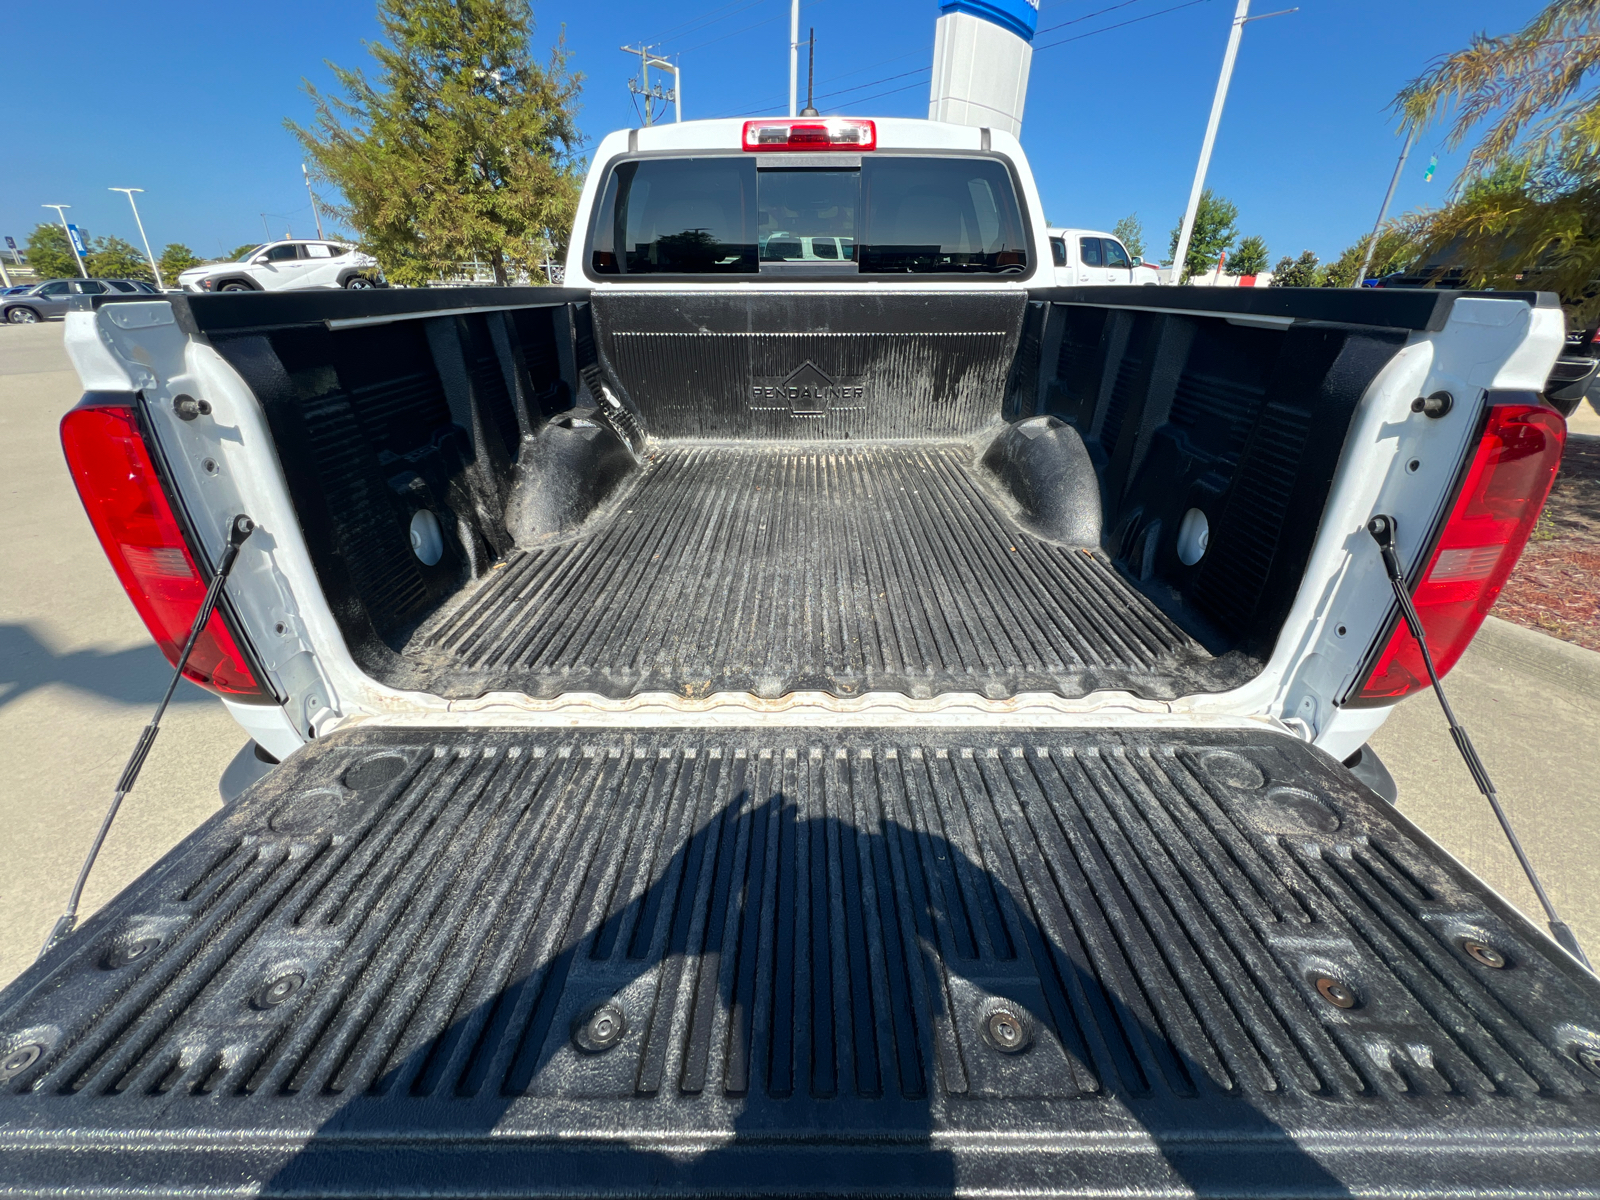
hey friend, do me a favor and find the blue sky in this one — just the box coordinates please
[0,0,1543,267]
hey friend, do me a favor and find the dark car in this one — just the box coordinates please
[2,278,160,323]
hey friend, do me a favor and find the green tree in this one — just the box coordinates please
[226,243,261,262]
[1112,213,1145,258]
[1167,190,1238,282]
[158,243,201,284]
[1319,226,1417,287]
[1226,234,1270,276]
[25,223,80,279]
[288,0,585,287]
[1269,250,1322,287]
[1396,1,1600,319]
[85,236,154,281]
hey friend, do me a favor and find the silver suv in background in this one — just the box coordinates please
[176,240,382,293]
[2,278,162,323]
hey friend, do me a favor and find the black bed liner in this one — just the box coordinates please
[3,724,1598,1197]
[411,442,1240,700]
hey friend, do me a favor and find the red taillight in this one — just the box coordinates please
[741,117,876,151]
[60,400,267,699]
[1355,402,1565,702]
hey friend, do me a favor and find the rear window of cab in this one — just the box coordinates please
[588,154,1030,279]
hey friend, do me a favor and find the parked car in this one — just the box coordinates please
[12,115,1598,1196]
[2,278,159,323]
[176,239,382,293]
[1046,226,1148,285]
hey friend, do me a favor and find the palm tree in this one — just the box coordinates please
[1395,1,1600,320]
[1398,0,1600,180]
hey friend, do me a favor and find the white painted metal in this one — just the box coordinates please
[927,11,1032,137]
[1353,126,1415,287]
[1170,0,1250,285]
[647,56,682,122]
[789,0,800,117]
[567,118,1052,290]
[43,204,86,278]
[70,126,1565,766]
[302,164,327,241]
[110,188,163,290]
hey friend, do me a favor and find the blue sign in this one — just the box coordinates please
[940,0,1039,41]
[4,237,14,250]
[66,224,87,256]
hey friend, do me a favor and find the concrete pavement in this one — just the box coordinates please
[0,320,1596,988]
[1371,614,1600,956]
[0,321,242,987]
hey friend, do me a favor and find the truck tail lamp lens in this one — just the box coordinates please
[742,118,876,151]
[1356,402,1565,702]
[60,399,267,699]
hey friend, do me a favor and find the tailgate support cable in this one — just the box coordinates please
[1368,514,1590,969]
[38,514,256,962]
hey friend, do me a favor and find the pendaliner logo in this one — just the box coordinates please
[750,361,867,418]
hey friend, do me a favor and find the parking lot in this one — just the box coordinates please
[1,318,1597,987]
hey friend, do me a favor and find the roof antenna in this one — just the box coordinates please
[799,28,819,116]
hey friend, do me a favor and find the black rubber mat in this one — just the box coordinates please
[417,444,1223,700]
[3,726,1598,1196]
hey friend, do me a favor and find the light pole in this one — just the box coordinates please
[110,188,163,290]
[789,0,800,117]
[1352,126,1416,287]
[43,204,86,277]
[1168,3,1295,284]
[302,164,326,239]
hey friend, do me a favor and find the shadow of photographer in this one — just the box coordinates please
[261,740,1349,1196]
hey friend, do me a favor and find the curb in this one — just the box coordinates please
[1473,615,1600,706]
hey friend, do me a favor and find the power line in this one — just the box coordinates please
[704,41,930,118]
[1035,0,1154,37]
[816,65,930,103]
[704,0,1208,119]
[814,43,931,89]
[641,0,768,50]
[1034,0,1213,51]
[837,77,931,108]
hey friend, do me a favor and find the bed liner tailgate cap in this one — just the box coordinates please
[2,724,1598,1196]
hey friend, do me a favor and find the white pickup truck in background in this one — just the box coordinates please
[1047,226,1147,285]
[7,114,1599,1198]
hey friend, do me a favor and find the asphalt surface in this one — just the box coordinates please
[1,320,1596,988]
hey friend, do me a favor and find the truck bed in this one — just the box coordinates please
[184,286,1428,712]
[3,725,1598,1196]
[415,442,1223,700]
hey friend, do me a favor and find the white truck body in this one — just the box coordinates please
[17,115,1593,1200]
[1046,227,1143,287]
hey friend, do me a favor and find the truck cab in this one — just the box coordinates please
[1047,226,1143,286]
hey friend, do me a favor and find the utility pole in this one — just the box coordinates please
[799,29,818,115]
[789,0,800,117]
[621,44,677,125]
[302,164,326,240]
[1353,125,1416,287]
[43,205,86,277]
[261,214,271,240]
[1168,2,1296,284]
[648,54,682,122]
[110,188,163,289]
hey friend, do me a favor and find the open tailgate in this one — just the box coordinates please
[2,725,1598,1197]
